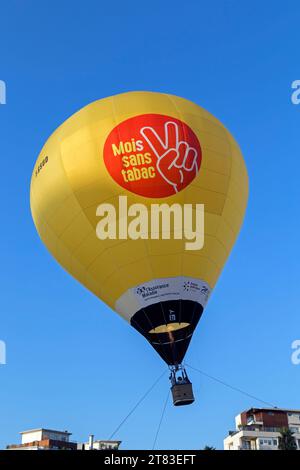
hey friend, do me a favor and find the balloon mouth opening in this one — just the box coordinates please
[149,322,190,334]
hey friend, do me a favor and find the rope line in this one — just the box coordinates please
[152,389,170,450]
[108,370,167,440]
[186,363,277,408]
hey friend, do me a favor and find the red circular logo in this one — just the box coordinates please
[103,114,202,198]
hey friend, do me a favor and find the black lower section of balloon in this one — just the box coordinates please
[130,300,203,365]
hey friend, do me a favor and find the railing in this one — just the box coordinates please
[228,426,282,436]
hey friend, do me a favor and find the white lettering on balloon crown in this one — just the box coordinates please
[95,196,204,251]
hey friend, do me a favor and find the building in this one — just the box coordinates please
[6,429,121,451]
[224,408,300,450]
[77,434,121,450]
[6,428,77,450]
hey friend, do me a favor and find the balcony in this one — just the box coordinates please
[228,425,282,437]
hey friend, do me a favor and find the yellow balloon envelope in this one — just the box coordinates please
[30,91,248,369]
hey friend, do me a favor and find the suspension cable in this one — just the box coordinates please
[152,389,170,450]
[186,363,277,408]
[108,369,167,440]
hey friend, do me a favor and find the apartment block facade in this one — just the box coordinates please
[224,408,300,450]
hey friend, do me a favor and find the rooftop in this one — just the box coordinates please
[88,440,121,444]
[242,407,300,414]
[20,428,72,435]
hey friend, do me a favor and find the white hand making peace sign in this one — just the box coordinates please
[140,121,199,193]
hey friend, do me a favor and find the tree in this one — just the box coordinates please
[278,428,297,450]
[203,445,216,450]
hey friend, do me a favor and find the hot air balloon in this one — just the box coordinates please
[30,91,248,406]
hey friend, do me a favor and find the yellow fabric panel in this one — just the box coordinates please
[182,253,220,287]
[87,248,119,285]
[146,237,184,256]
[34,218,58,258]
[100,259,154,307]
[180,114,228,141]
[31,138,71,223]
[147,253,183,279]
[200,148,231,176]
[184,185,226,215]
[215,218,237,254]
[222,197,246,235]
[192,168,230,194]
[30,91,248,320]
[227,179,248,214]
[204,213,221,236]
[167,95,222,128]
[201,235,229,270]
[47,195,82,236]
[72,230,111,266]
[59,211,93,252]
[105,239,148,270]
[112,92,177,119]
[62,141,102,190]
[198,129,231,157]
[74,178,122,209]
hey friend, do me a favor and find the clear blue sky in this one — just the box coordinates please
[0,0,300,450]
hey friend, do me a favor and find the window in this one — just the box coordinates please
[247,415,254,424]
[273,439,277,446]
[259,439,264,445]
[242,441,251,450]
